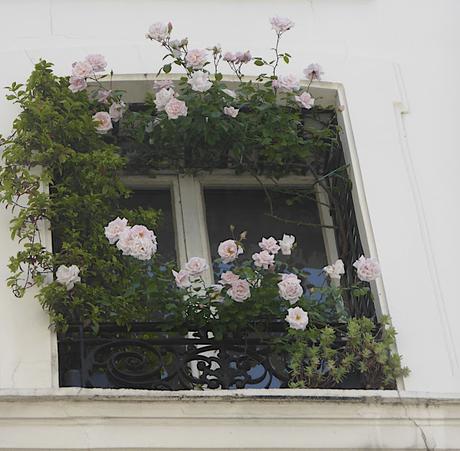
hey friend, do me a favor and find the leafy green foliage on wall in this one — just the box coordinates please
[0,61,178,332]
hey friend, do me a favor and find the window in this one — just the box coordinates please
[57,79,380,390]
[121,172,338,286]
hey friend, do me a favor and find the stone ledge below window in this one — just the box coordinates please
[0,388,459,450]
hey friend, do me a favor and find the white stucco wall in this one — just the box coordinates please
[0,0,458,393]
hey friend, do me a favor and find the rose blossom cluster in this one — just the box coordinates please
[154,86,188,119]
[91,99,127,134]
[67,54,128,134]
[252,234,295,269]
[265,17,323,108]
[69,54,107,93]
[142,18,323,122]
[172,256,209,290]
[223,50,252,64]
[216,270,251,303]
[323,256,381,282]
[105,217,157,261]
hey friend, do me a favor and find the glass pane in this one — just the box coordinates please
[204,188,328,286]
[123,189,177,263]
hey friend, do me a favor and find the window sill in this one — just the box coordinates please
[1,386,459,403]
[0,388,458,450]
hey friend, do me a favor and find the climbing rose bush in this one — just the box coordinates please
[66,15,326,140]
[69,219,382,332]
[0,17,408,389]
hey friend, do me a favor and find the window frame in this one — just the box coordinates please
[121,171,339,284]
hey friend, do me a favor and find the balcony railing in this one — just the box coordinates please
[58,322,369,390]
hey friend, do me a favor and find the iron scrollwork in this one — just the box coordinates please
[58,323,289,390]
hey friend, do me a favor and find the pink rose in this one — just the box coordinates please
[96,89,112,103]
[272,74,300,92]
[104,217,129,244]
[223,106,239,118]
[295,92,315,109]
[72,61,93,78]
[165,98,188,119]
[270,16,295,34]
[68,76,87,93]
[353,256,381,282]
[235,51,252,63]
[278,274,303,304]
[116,225,157,261]
[218,239,243,263]
[153,80,174,92]
[323,259,345,280]
[304,63,324,81]
[220,271,240,285]
[252,250,275,269]
[155,87,175,111]
[146,22,171,42]
[188,71,212,92]
[280,273,300,282]
[259,237,281,254]
[172,269,191,288]
[109,101,126,122]
[92,111,113,134]
[184,257,208,276]
[85,54,107,72]
[223,52,237,63]
[227,279,251,302]
[56,265,81,291]
[278,234,295,255]
[185,49,208,69]
[285,307,309,330]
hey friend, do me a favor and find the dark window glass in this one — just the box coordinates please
[124,189,176,263]
[204,188,328,286]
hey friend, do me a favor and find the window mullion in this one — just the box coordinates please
[177,175,213,283]
[171,176,188,268]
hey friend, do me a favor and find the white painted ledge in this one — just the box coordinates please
[0,388,459,450]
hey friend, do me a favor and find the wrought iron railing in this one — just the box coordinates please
[59,322,290,390]
[322,145,376,319]
[58,322,367,390]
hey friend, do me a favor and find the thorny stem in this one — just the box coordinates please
[272,33,282,77]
